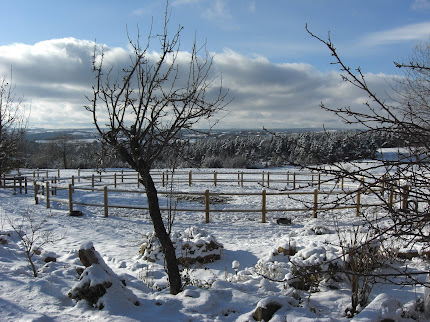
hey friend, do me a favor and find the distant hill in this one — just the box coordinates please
[26,128,99,141]
[26,127,336,142]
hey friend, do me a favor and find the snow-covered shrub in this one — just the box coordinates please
[254,241,297,282]
[288,242,343,292]
[276,240,297,256]
[139,227,223,266]
[339,228,383,317]
[255,258,289,281]
[309,225,329,235]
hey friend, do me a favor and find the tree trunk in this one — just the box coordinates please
[141,171,182,295]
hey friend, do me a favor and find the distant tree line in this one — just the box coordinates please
[21,130,401,170]
[168,129,402,168]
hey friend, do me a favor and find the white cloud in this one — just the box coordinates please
[0,39,397,129]
[360,22,430,46]
[131,8,148,16]
[411,0,430,10]
[203,0,232,22]
[172,0,203,6]
[249,1,256,13]
[213,49,395,129]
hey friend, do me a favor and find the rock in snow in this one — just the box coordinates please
[68,244,139,310]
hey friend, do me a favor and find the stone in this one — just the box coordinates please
[252,302,282,321]
[76,267,85,276]
[286,276,307,291]
[43,256,57,263]
[276,217,292,225]
[69,210,83,217]
[78,247,99,267]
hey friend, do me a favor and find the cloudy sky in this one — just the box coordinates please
[0,0,429,130]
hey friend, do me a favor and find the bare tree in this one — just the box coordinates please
[301,26,430,303]
[0,72,28,179]
[86,4,229,295]
[305,26,430,248]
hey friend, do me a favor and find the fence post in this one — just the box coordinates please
[68,184,73,213]
[241,172,244,188]
[262,189,267,223]
[34,181,39,204]
[104,186,108,217]
[46,182,50,209]
[24,177,28,194]
[389,187,394,208]
[293,172,296,189]
[401,185,410,211]
[318,173,321,190]
[313,189,318,218]
[214,171,217,187]
[78,168,80,183]
[356,189,361,217]
[121,169,124,183]
[72,175,75,186]
[287,171,290,185]
[267,172,270,188]
[188,171,192,186]
[91,174,95,191]
[19,177,23,194]
[46,169,48,178]
[162,172,165,187]
[205,190,210,223]
[53,177,57,195]
[114,173,117,188]
[137,172,140,188]
[13,176,17,194]
[58,168,60,177]
[341,177,344,190]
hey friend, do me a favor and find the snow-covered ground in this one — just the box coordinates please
[0,167,428,321]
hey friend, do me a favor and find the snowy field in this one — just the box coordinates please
[0,166,429,321]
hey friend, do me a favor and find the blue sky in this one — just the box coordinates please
[0,0,429,129]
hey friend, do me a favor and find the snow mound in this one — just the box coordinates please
[353,293,403,321]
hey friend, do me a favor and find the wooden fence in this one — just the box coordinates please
[31,180,397,223]
[8,168,359,190]
[1,168,405,223]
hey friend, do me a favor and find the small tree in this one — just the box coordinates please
[86,4,229,295]
[0,72,28,179]
[7,211,64,277]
